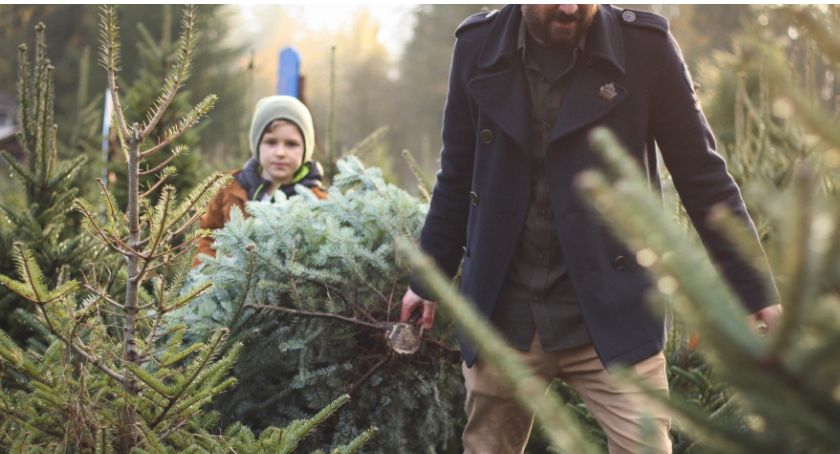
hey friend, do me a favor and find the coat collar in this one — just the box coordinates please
[478,4,625,75]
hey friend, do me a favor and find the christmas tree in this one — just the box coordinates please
[109,5,204,208]
[174,156,464,452]
[0,22,96,347]
[0,6,371,452]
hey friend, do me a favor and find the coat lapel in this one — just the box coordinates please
[466,5,530,153]
[468,64,531,153]
[465,5,630,152]
[549,5,628,145]
[548,65,627,145]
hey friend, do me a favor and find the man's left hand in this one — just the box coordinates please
[748,303,783,334]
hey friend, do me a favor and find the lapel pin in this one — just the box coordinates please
[599,82,617,101]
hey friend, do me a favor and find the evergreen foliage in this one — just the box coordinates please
[0,22,97,346]
[174,156,464,452]
[0,5,249,166]
[110,5,203,208]
[0,6,370,452]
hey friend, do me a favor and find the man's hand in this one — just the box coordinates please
[748,303,783,334]
[401,287,437,330]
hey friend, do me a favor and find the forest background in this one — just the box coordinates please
[0,4,779,196]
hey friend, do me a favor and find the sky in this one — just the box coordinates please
[238,4,418,58]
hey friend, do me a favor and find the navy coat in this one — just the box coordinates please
[411,5,776,367]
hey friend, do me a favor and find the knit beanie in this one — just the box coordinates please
[249,95,315,163]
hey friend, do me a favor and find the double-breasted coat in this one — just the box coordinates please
[410,5,776,367]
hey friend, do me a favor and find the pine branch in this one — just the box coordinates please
[246,304,384,330]
[32,25,48,183]
[347,355,390,396]
[788,6,840,64]
[127,363,175,398]
[144,186,176,265]
[35,304,126,384]
[43,74,57,182]
[16,43,33,156]
[401,149,432,201]
[342,126,389,159]
[583,129,763,357]
[149,329,229,429]
[0,402,65,439]
[98,5,130,140]
[140,95,216,158]
[48,154,88,187]
[96,178,129,238]
[771,165,817,357]
[136,418,168,453]
[0,331,50,381]
[399,238,600,454]
[1,150,37,185]
[138,146,188,177]
[139,5,197,140]
[161,282,211,314]
[139,167,175,199]
[330,426,378,454]
[162,172,229,234]
[81,283,124,310]
[279,394,351,452]
[159,343,202,369]
[1,242,47,304]
[583,128,840,447]
[74,199,134,256]
[162,208,202,241]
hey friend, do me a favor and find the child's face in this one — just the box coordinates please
[259,120,304,186]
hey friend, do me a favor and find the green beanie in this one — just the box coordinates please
[249,95,315,163]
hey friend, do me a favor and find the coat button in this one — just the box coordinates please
[470,191,479,206]
[479,129,494,144]
[612,255,627,270]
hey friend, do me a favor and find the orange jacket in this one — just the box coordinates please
[194,174,327,267]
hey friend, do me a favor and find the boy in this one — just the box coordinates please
[194,95,327,266]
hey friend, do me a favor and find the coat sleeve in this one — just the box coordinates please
[409,36,476,299]
[651,32,779,312]
[193,183,245,267]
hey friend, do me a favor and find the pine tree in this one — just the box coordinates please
[172,156,464,452]
[109,4,203,208]
[0,22,94,347]
[0,6,371,452]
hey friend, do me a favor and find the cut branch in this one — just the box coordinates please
[348,356,390,396]
[247,304,384,330]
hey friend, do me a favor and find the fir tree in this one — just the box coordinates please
[109,4,203,207]
[0,22,94,347]
[173,156,464,452]
[0,6,371,452]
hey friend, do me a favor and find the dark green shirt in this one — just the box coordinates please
[490,18,591,352]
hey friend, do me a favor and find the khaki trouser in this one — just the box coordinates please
[462,332,671,454]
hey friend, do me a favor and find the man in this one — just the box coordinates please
[401,4,782,454]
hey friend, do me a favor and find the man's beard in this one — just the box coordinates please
[523,5,598,48]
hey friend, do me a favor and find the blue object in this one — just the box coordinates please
[276,47,301,98]
[100,87,112,153]
[101,87,113,186]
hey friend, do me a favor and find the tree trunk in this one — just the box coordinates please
[119,130,141,453]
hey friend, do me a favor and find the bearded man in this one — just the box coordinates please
[401,4,781,453]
